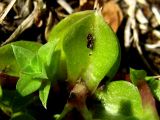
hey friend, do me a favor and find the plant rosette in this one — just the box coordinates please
[0,9,158,120]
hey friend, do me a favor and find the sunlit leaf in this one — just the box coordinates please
[38,40,60,80]
[12,45,35,69]
[39,81,51,109]
[130,68,147,85]
[148,79,160,101]
[142,105,159,120]
[16,74,42,96]
[21,55,47,79]
[0,41,41,76]
[15,53,47,96]
[48,11,94,42]
[48,10,120,92]
[94,81,143,119]
[48,11,94,80]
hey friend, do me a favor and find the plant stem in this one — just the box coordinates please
[56,104,73,120]
[69,82,93,120]
[78,104,92,120]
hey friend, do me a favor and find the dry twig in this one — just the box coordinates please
[152,6,160,25]
[57,0,73,14]
[1,0,46,46]
[0,0,16,24]
[124,0,159,75]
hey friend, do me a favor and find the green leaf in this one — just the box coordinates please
[16,74,42,96]
[12,45,35,69]
[142,105,159,120]
[21,55,47,79]
[145,76,156,82]
[49,10,120,92]
[0,85,2,98]
[130,68,147,85]
[39,81,51,109]
[38,40,60,80]
[48,10,94,42]
[63,11,120,91]
[95,81,143,120]
[0,41,41,76]
[48,11,94,80]
[148,79,160,101]
[145,76,160,102]
[11,112,36,120]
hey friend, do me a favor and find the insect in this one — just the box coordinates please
[87,33,94,50]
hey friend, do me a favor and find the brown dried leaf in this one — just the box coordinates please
[102,1,123,32]
[0,2,6,14]
[79,0,88,7]
[79,0,94,11]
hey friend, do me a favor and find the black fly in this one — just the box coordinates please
[87,33,94,50]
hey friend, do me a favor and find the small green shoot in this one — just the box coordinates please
[130,68,147,85]
[0,9,159,120]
